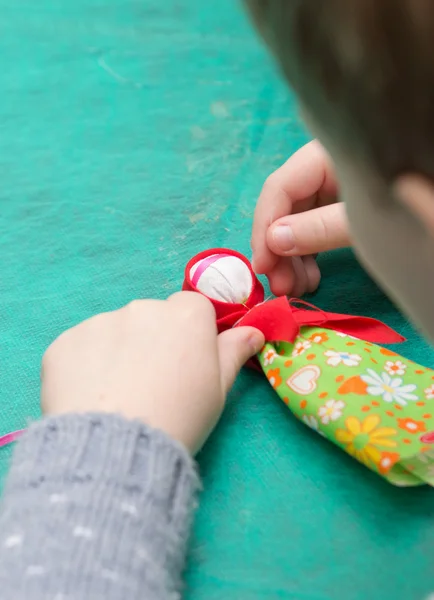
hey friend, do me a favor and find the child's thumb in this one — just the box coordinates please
[267,203,350,256]
[218,327,264,394]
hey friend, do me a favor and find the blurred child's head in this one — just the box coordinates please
[245,0,434,339]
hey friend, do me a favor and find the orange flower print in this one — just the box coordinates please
[378,452,400,474]
[267,368,282,389]
[292,340,311,357]
[309,332,329,345]
[425,384,434,400]
[397,418,426,434]
[380,348,398,357]
[384,360,407,376]
[263,348,277,366]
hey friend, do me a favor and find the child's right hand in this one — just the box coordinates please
[251,140,351,297]
[41,292,264,455]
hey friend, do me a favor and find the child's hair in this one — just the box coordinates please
[245,0,434,181]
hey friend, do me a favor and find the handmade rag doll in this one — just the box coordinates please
[183,248,434,487]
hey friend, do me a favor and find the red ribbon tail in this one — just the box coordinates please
[237,299,405,346]
[315,312,405,344]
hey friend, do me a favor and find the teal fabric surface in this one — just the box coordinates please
[1,1,434,598]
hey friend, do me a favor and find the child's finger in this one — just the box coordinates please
[267,256,296,296]
[302,255,321,294]
[251,140,337,274]
[289,256,308,298]
[267,203,350,257]
[267,255,321,297]
[218,327,265,395]
[251,179,291,274]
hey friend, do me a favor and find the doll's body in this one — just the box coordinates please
[184,248,434,487]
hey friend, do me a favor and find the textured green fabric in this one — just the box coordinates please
[1,1,434,599]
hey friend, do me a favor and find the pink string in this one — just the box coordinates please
[191,253,234,287]
[0,429,25,449]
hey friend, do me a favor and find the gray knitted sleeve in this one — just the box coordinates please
[0,413,200,600]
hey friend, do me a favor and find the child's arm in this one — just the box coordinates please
[0,294,264,600]
[251,140,350,296]
[0,414,198,600]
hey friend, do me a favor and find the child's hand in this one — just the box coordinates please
[251,140,350,296]
[41,293,264,455]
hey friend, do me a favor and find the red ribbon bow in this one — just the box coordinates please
[237,296,405,345]
[183,248,405,346]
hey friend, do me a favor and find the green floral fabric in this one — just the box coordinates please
[258,327,434,487]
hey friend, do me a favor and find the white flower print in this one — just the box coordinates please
[302,415,326,437]
[263,349,277,366]
[384,360,407,376]
[324,350,362,367]
[292,340,311,357]
[361,369,418,406]
[391,479,413,488]
[417,449,434,464]
[336,332,358,340]
[318,399,345,425]
[425,384,434,400]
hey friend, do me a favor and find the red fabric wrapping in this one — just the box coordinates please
[183,247,265,329]
[182,248,405,346]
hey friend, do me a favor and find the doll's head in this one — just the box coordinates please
[188,253,254,304]
[183,249,265,332]
[244,0,434,341]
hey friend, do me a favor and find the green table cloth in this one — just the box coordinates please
[1,1,434,598]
